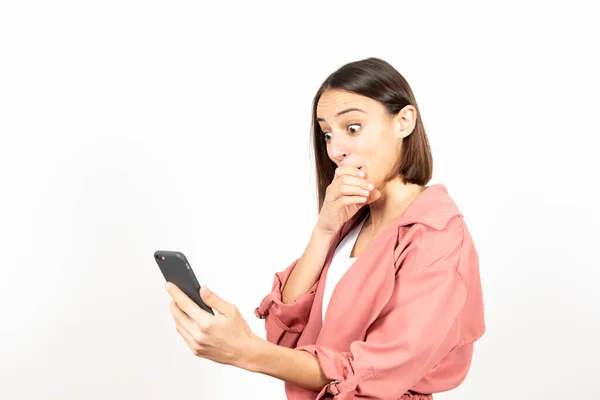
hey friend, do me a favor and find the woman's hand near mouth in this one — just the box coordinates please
[315,165,381,236]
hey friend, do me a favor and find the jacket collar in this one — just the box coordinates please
[338,184,463,246]
[397,184,462,230]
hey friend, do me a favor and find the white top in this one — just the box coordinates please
[322,215,367,322]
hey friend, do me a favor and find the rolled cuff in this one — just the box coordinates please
[296,345,373,398]
[255,259,317,347]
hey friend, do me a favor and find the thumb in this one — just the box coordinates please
[200,285,233,315]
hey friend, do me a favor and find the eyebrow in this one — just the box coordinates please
[316,107,366,122]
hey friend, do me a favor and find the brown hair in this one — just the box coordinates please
[311,57,433,211]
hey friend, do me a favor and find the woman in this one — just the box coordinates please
[165,57,486,399]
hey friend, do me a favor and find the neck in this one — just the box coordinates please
[366,177,425,232]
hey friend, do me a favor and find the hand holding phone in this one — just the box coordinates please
[154,250,214,315]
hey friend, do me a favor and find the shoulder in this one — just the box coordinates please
[398,215,466,274]
[394,184,474,275]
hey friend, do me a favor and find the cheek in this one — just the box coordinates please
[367,144,397,181]
[356,131,392,179]
[359,137,379,157]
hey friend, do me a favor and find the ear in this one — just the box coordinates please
[393,105,417,140]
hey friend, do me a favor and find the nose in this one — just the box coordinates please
[329,132,350,163]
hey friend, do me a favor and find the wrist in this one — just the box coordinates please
[243,334,269,373]
[312,226,335,242]
[241,336,331,392]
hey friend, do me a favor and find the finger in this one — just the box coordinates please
[335,175,373,191]
[337,184,372,199]
[200,286,235,316]
[175,323,202,355]
[334,165,365,179]
[166,282,211,326]
[336,195,368,206]
[170,300,203,337]
[329,176,372,203]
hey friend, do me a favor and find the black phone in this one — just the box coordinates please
[154,250,214,315]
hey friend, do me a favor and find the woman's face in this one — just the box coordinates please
[316,89,415,189]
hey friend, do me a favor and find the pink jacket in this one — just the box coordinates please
[254,184,485,399]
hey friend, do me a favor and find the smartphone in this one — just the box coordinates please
[154,250,214,315]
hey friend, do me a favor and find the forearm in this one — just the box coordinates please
[281,228,334,304]
[244,336,330,393]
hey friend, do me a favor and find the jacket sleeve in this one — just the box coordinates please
[296,256,468,399]
[254,259,318,348]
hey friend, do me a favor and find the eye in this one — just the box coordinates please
[321,124,361,142]
[348,124,361,134]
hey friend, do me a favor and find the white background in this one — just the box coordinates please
[1,1,599,399]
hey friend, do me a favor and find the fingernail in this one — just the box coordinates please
[367,183,374,190]
[359,171,365,177]
[165,282,171,290]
